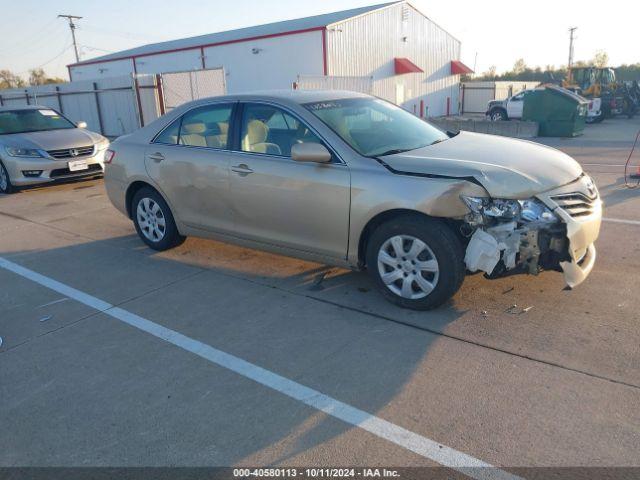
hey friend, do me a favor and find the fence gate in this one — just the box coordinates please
[159,68,227,112]
[296,75,373,94]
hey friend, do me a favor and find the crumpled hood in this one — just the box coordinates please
[382,131,583,199]
[0,128,105,152]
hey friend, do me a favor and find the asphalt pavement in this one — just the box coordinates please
[1,117,639,476]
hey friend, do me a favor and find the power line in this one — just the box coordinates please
[58,14,83,63]
[15,42,74,75]
[0,19,63,54]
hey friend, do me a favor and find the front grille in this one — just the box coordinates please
[47,145,95,159]
[551,193,598,218]
[50,163,103,179]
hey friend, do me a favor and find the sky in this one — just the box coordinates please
[0,0,637,81]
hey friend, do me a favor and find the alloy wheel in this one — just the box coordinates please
[377,234,440,300]
[136,197,166,242]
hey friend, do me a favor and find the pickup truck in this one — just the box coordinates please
[486,89,602,123]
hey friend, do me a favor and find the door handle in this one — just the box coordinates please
[148,152,165,162]
[231,164,254,176]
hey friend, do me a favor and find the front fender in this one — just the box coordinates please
[347,170,487,265]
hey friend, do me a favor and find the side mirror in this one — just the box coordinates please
[76,121,87,129]
[291,142,332,163]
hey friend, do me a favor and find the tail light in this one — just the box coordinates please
[104,149,116,164]
[589,101,593,109]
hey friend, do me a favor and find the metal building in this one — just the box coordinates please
[67,1,471,116]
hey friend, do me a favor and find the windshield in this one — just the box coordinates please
[303,98,448,157]
[0,109,76,135]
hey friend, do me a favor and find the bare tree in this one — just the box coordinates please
[0,70,26,89]
[592,51,609,68]
[29,68,47,86]
[485,65,498,79]
[28,68,65,86]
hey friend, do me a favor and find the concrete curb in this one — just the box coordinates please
[430,117,539,139]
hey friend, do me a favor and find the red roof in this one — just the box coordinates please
[394,57,424,75]
[451,60,473,75]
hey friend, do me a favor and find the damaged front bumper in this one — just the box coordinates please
[463,175,602,288]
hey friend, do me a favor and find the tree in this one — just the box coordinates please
[512,58,527,75]
[28,68,47,86]
[485,65,498,79]
[616,63,640,81]
[0,70,26,89]
[592,51,609,68]
[28,68,64,86]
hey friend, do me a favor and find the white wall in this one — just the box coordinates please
[70,58,133,82]
[326,3,461,116]
[69,30,325,93]
[134,50,203,74]
[203,30,324,93]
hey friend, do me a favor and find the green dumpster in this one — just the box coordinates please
[522,85,589,137]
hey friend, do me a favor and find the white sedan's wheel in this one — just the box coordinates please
[136,197,166,243]
[377,235,440,300]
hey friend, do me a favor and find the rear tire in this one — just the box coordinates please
[365,215,465,310]
[132,187,185,251]
[0,161,15,194]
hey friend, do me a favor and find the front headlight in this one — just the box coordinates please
[462,196,559,224]
[461,196,521,220]
[96,139,110,151]
[6,147,46,158]
[518,199,559,223]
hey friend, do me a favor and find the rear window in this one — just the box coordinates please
[0,109,76,135]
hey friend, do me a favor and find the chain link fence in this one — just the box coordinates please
[160,68,226,112]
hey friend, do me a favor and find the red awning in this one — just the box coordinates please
[451,60,474,75]
[394,58,424,75]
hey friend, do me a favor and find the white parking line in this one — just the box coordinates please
[0,256,521,480]
[603,217,640,226]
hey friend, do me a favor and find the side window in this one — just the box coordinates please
[153,117,181,145]
[240,103,324,157]
[178,104,233,148]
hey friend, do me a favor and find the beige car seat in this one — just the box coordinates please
[204,122,229,148]
[242,120,282,155]
[179,122,208,147]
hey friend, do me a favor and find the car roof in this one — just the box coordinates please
[184,89,371,109]
[0,105,56,113]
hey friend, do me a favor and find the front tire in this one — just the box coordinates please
[365,215,465,310]
[0,161,15,194]
[489,108,508,121]
[132,187,185,251]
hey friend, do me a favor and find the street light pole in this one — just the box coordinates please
[58,14,83,63]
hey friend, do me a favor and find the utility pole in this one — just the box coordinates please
[568,27,577,70]
[58,14,83,63]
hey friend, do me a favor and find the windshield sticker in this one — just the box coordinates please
[39,109,59,116]
[306,101,343,111]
